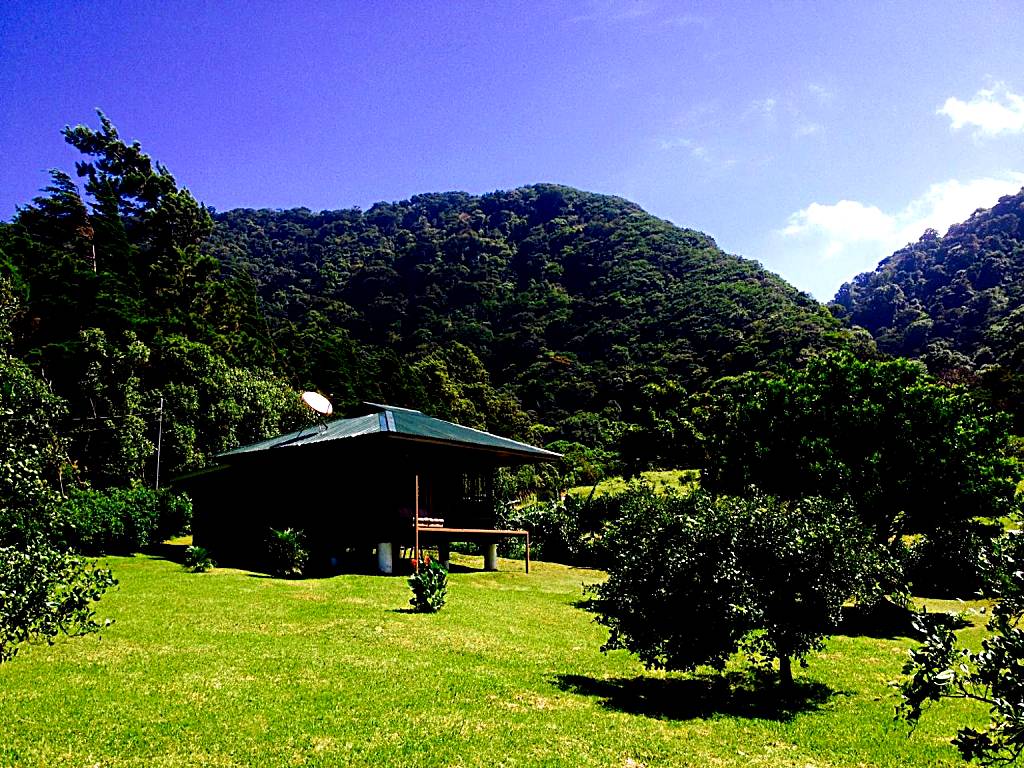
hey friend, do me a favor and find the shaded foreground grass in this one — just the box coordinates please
[0,554,989,767]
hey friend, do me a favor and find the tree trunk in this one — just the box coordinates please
[779,654,793,688]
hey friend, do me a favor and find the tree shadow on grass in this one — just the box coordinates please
[145,541,190,565]
[553,670,841,722]
[837,600,968,640]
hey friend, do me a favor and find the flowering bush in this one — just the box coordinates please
[408,557,448,613]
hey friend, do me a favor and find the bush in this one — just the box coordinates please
[497,492,624,567]
[900,522,999,597]
[591,488,889,685]
[0,540,117,664]
[899,526,1024,763]
[59,486,192,555]
[408,557,448,613]
[266,528,308,578]
[183,545,215,573]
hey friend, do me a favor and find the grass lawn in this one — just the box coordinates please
[569,469,700,499]
[0,549,989,767]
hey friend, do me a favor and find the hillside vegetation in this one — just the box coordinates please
[834,188,1024,421]
[208,187,867,446]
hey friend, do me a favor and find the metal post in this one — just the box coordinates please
[414,474,420,572]
[155,396,164,490]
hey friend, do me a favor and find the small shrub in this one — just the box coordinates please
[266,528,308,578]
[898,525,1024,763]
[497,490,629,567]
[154,491,192,542]
[183,545,215,573]
[408,558,448,613]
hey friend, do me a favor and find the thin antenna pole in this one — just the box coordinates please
[155,396,164,490]
[414,474,420,572]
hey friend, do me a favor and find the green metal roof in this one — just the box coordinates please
[219,404,561,463]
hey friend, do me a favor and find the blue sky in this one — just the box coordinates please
[2,1,1023,300]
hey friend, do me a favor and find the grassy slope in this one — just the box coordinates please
[0,554,987,768]
[568,470,700,499]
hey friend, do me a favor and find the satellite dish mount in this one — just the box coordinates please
[300,391,334,434]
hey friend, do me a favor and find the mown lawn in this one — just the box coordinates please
[0,551,988,767]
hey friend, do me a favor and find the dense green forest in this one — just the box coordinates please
[833,187,1024,423]
[208,186,868,473]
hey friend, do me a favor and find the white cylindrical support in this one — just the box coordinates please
[483,543,498,571]
[377,542,394,575]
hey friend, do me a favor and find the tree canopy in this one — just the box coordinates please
[591,487,885,686]
[691,353,1018,541]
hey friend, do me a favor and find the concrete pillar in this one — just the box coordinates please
[437,543,450,569]
[483,543,498,571]
[377,542,394,575]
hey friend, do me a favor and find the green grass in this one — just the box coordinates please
[569,469,700,499]
[0,550,990,767]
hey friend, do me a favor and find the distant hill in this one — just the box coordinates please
[834,188,1024,375]
[208,184,865,431]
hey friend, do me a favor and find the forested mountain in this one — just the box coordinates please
[834,189,1024,372]
[209,186,868,453]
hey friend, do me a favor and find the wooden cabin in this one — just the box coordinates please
[178,403,561,574]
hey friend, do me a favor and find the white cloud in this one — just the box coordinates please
[569,0,710,26]
[658,136,707,160]
[938,83,1024,137]
[782,200,895,258]
[569,0,659,23]
[793,122,822,137]
[657,136,735,169]
[778,173,1024,297]
[663,13,710,28]
[808,83,835,105]
[748,97,777,116]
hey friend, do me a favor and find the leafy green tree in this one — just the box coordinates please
[693,353,1018,542]
[0,541,116,664]
[899,527,1024,764]
[0,281,70,543]
[0,279,115,663]
[591,487,887,686]
[150,335,306,476]
[0,114,284,488]
[70,328,153,487]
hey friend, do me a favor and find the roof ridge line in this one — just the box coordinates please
[409,410,557,455]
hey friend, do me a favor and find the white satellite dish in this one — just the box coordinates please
[301,391,333,416]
